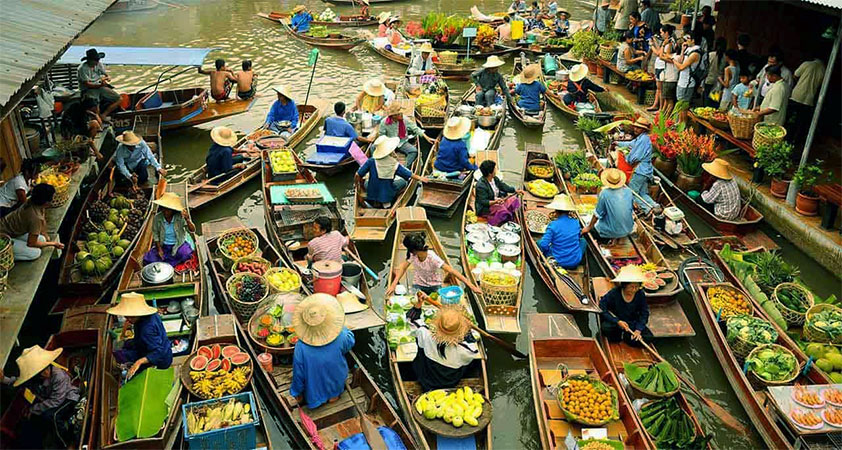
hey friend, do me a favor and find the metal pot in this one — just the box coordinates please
[496,230,521,246]
[476,114,498,128]
[471,242,495,260]
[464,223,490,234]
[501,222,521,234]
[497,244,521,263]
[466,231,492,246]
[361,113,373,129]
[456,105,475,116]
[141,262,174,285]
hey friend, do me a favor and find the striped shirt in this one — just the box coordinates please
[409,251,444,287]
[308,230,348,262]
[701,178,741,220]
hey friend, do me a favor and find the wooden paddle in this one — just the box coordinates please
[344,379,388,450]
[418,292,528,359]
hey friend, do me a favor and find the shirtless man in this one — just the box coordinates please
[197,59,238,102]
[235,60,257,100]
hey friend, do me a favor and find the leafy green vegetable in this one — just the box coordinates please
[554,151,591,179]
[116,367,175,442]
[746,250,799,294]
[639,398,706,449]
[726,315,778,346]
[808,308,842,342]
[625,361,679,394]
[746,345,797,382]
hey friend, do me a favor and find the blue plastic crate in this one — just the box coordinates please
[316,136,352,154]
[182,392,260,450]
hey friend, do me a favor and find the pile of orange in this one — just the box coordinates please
[559,378,615,424]
[226,237,255,259]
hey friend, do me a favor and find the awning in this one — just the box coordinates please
[57,46,215,66]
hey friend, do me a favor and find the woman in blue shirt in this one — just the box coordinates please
[290,5,313,33]
[109,293,173,379]
[206,126,247,184]
[290,294,355,408]
[599,265,653,347]
[434,117,476,174]
[355,136,428,208]
[538,194,587,269]
[265,85,299,140]
[515,64,546,112]
[142,192,196,266]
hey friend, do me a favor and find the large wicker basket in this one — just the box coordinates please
[746,343,800,389]
[480,271,518,316]
[264,267,301,294]
[226,272,269,323]
[554,372,620,426]
[37,169,71,208]
[727,111,760,140]
[0,234,14,272]
[598,44,617,61]
[438,51,458,64]
[217,228,259,269]
[725,315,778,360]
[804,303,842,344]
[772,282,814,326]
[752,123,787,151]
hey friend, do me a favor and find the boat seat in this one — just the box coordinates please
[139,92,164,109]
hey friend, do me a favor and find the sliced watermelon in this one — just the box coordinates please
[643,281,659,290]
[231,353,250,365]
[221,358,231,372]
[643,272,657,280]
[658,271,675,280]
[222,345,240,359]
[655,278,666,286]
[190,355,209,371]
[197,345,213,360]
[211,343,221,360]
[206,359,222,372]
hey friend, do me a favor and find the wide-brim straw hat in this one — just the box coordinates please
[14,345,62,387]
[520,64,541,84]
[107,292,158,317]
[292,293,345,346]
[612,264,647,283]
[292,5,306,14]
[483,55,505,68]
[363,79,386,97]
[361,0,370,5]
[388,16,401,25]
[630,116,652,130]
[545,194,576,211]
[271,85,293,100]
[153,192,184,211]
[429,305,472,345]
[116,131,142,146]
[210,126,238,147]
[378,12,392,24]
[443,117,471,140]
[372,136,400,159]
[384,101,403,117]
[558,9,570,16]
[600,168,627,189]
[418,42,435,54]
[702,158,733,180]
[569,63,589,82]
[337,291,368,314]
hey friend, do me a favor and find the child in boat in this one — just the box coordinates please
[599,265,654,346]
[514,64,546,113]
[385,233,481,297]
[142,192,196,266]
[197,59,237,101]
[235,60,257,100]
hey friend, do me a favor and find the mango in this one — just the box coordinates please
[816,358,834,373]
[827,353,842,370]
[423,407,436,420]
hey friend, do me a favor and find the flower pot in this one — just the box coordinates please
[795,192,820,216]
[769,177,790,199]
[595,64,604,77]
[752,167,765,183]
[681,14,692,27]
[584,59,599,74]
[653,157,677,179]
[675,168,703,193]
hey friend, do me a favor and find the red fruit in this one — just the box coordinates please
[258,328,270,338]
[231,353,250,365]
[197,346,213,359]
[222,345,240,359]
[221,358,231,372]
[190,355,209,371]
[211,343,221,360]
[206,359,222,372]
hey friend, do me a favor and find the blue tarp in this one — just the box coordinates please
[57,46,215,66]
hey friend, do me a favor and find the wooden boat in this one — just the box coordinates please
[53,115,163,314]
[98,182,206,449]
[186,103,323,209]
[298,124,375,176]
[106,0,158,13]
[367,42,476,80]
[387,207,491,450]
[431,43,514,59]
[351,136,422,241]
[199,218,417,450]
[680,261,833,450]
[280,19,364,50]
[260,11,378,27]
[507,56,547,129]
[543,59,603,119]
[322,0,404,3]
[519,150,599,313]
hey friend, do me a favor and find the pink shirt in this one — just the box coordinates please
[378,24,388,38]
[409,251,445,287]
[308,230,348,262]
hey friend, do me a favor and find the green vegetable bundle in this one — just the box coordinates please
[639,398,708,449]
[572,173,602,190]
[746,344,799,384]
[718,245,788,330]
[624,361,679,397]
[774,284,812,313]
[726,315,778,348]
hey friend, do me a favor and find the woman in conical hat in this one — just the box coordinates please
[514,64,547,113]
[108,292,173,378]
[599,265,654,347]
[538,194,587,269]
[142,191,196,267]
[433,117,476,174]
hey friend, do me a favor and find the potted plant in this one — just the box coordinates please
[754,141,793,198]
[572,172,602,194]
[571,30,601,73]
[792,160,828,216]
[649,105,686,178]
[671,0,695,26]
[673,130,717,192]
[554,151,590,180]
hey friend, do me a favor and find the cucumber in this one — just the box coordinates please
[745,275,787,330]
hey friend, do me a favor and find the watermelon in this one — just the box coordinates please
[231,353,250,365]
[221,358,231,372]
[643,281,659,290]
[655,278,666,286]
[658,272,675,280]
[222,345,240,359]
[206,359,222,372]
[211,343,221,360]
[644,272,657,280]
[197,346,213,359]
[190,355,209,371]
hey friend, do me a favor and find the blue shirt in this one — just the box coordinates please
[731,83,752,109]
[594,187,634,239]
[291,12,313,33]
[265,99,299,129]
[115,141,161,180]
[356,159,413,203]
[434,138,476,173]
[538,215,583,268]
[163,220,177,245]
[554,18,569,35]
[515,81,546,111]
[130,314,173,369]
[617,133,653,178]
[599,288,650,332]
[206,143,234,180]
[290,328,355,409]
[324,116,358,140]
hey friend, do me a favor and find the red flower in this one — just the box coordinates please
[666,119,675,127]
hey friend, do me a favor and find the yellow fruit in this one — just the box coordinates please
[465,415,479,427]
[452,416,464,427]
[423,407,437,420]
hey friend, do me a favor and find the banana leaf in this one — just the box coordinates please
[116,367,175,442]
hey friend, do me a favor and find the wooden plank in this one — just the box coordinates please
[528,313,582,340]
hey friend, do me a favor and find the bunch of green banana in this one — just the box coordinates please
[186,398,253,435]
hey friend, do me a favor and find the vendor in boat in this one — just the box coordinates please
[700,158,741,221]
[581,168,634,246]
[434,117,476,174]
[206,126,248,185]
[356,0,370,18]
[290,5,314,33]
[115,130,165,189]
[553,10,570,36]
[514,64,546,113]
[356,136,428,208]
[77,48,121,122]
[377,12,391,37]
[197,59,238,102]
[407,293,479,392]
[143,192,196,266]
[562,63,606,108]
[290,294,355,408]
[496,15,512,41]
[353,78,395,114]
[308,216,349,264]
[599,265,654,346]
[1,345,80,448]
[475,160,522,226]
[381,102,435,168]
[408,42,437,76]
[538,194,587,269]
[264,85,299,140]
[0,183,64,261]
[108,292,173,379]
[386,233,481,297]
[386,17,404,47]
[472,56,512,107]
[612,117,655,213]
[0,159,38,217]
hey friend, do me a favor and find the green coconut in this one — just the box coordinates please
[117,239,131,249]
[112,246,125,258]
[75,251,91,262]
[81,259,96,275]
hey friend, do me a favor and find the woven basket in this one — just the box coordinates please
[644,89,656,106]
[609,72,621,85]
[626,360,680,398]
[752,123,787,151]
[218,228,259,268]
[37,169,71,208]
[772,283,814,326]
[418,104,447,118]
[480,270,518,316]
[0,234,13,272]
[804,303,842,344]
[231,255,271,276]
[439,51,458,64]
[226,272,269,323]
[598,44,617,61]
[555,373,620,426]
[264,267,301,293]
[727,112,760,140]
[746,344,800,389]
[725,315,778,360]
[527,159,555,180]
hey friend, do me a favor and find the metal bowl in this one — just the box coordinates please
[466,231,492,246]
[476,114,498,128]
[501,221,522,234]
[464,223,490,234]
[496,230,521,246]
[141,262,174,285]
[497,244,521,263]
[471,242,495,260]
[456,105,475,116]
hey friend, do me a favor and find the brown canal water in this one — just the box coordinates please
[50,0,839,448]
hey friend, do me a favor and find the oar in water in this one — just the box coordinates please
[344,379,388,450]
[344,249,380,281]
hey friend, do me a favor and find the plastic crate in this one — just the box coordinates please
[182,392,260,450]
[315,136,353,154]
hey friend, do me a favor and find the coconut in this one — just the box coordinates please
[81,260,96,275]
[75,251,91,262]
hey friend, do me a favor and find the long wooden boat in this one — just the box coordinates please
[543,59,603,119]
[199,218,417,450]
[519,150,599,313]
[405,75,450,131]
[186,103,323,209]
[53,115,163,314]
[367,42,476,80]
[298,124,375,176]
[507,56,547,129]
[351,136,422,241]
[680,262,833,450]
[280,19,364,50]
[260,11,378,27]
[322,0,404,3]
[431,43,515,59]
[387,207,491,450]
[98,182,206,449]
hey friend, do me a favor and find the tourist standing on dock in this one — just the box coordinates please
[657,24,678,114]
[0,159,38,217]
[613,117,655,213]
[109,292,173,379]
[472,56,512,107]
[600,265,654,346]
[77,48,121,122]
[754,65,790,127]
[197,59,238,102]
[115,130,165,188]
[700,159,741,221]
[386,233,481,297]
[755,48,793,104]
[593,1,610,36]
[205,126,247,184]
[264,85,299,139]
[143,192,196,266]
[475,160,522,226]
[539,194,586,269]
[640,0,660,34]
[668,29,703,122]
[613,0,637,32]
[356,136,428,208]
[290,5,314,33]
[718,49,740,111]
[581,168,634,246]
[290,294,355,408]
[0,183,64,261]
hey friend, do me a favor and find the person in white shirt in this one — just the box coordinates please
[667,29,703,122]
[789,53,826,143]
[0,159,39,217]
[755,48,793,104]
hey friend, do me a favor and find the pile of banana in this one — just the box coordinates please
[189,366,251,399]
[414,386,486,428]
[186,397,253,435]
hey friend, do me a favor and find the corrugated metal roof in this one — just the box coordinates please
[800,0,842,10]
[58,46,215,66]
[0,0,116,109]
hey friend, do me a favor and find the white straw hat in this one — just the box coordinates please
[612,265,647,283]
[292,293,346,346]
[545,194,576,211]
[483,56,505,68]
[13,345,62,387]
[116,131,142,146]
[372,136,400,159]
[442,117,471,140]
[107,292,158,317]
[210,126,238,147]
[363,79,386,97]
[569,64,589,82]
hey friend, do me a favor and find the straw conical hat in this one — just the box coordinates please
[116,131,142,146]
[378,12,392,24]
[292,293,346,346]
[372,136,400,159]
[483,56,505,68]
[14,345,62,387]
[569,64,589,82]
[337,291,368,314]
[612,265,647,283]
[153,192,184,211]
[107,292,158,317]
[443,117,471,140]
[292,5,306,14]
[520,64,541,83]
[429,304,472,345]
[702,158,733,180]
[210,126,238,147]
[271,85,293,100]
[600,168,627,189]
[545,194,575,211]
